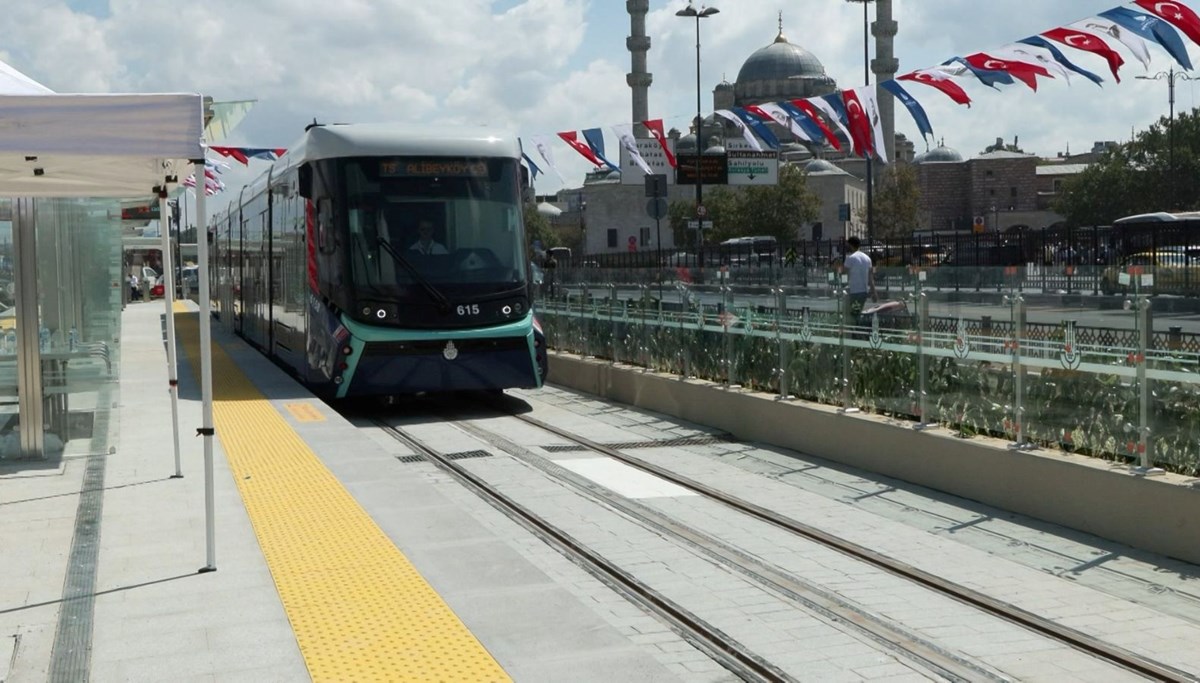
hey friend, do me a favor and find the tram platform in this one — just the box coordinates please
[1,299,1199,681]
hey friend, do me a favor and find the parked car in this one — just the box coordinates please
[149,276,165,298]
[1099,249,1200,295]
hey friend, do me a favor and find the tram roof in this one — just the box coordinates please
[283,123,522,167]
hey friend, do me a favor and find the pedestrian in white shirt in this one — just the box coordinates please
[843,236,876,319]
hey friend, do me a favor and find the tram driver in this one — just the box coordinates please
[408,219,448,255]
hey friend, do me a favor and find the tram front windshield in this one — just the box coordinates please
[342,156,527,296]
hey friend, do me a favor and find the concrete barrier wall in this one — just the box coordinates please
[549,353,1200,566]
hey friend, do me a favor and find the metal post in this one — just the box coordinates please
[609,283,618,364]
[581,283,591,358]
[913,287,933,429]
[1007,294,1035,451]
[1132,295,1164,475]
[776,288,794,400]
[194,160,217,572]
[837,273,859,413]
[13,198,44,457]
[158,190,183,479]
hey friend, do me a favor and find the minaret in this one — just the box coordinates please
[872,0,898,164]
[626,0,652,136]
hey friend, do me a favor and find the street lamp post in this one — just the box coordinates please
[676,1,718,246]
[1138,67,1196,210]
[845,0,875,241]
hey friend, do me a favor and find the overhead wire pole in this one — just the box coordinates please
[193,157,217,573]
[676,2,718,246]
[157,185,182,479]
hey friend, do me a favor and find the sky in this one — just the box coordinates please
[1,0,1198,214]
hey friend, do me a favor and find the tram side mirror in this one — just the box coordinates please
[520,165,534,204]
[298,164,313,199]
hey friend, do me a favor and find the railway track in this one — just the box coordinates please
[368,399,1197,682]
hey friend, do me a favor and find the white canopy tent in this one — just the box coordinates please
[0,64,217,569]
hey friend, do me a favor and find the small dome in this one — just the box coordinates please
[804,158,845,175]
[676,133,699,153]
[916,145,964,163]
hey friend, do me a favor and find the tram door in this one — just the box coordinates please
[242,209,270,349]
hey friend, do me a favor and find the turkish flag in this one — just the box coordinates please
[1041,27,1125,81]
[789,99,843,150]
[964,53,1051,91]
[641,119,677,168]
[840,89,874,159]
[557,131,605,168]
[898,70,972,107]
[1134,1,1200,47]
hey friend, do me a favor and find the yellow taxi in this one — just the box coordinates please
[1099,249,1200,295]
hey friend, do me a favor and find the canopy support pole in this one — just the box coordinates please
[193,159,216,573]
[158,188,183,478]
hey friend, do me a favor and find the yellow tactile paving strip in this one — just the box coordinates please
[174,305,510,682]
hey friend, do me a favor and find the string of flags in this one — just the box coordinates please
[180,146,288,197]
[521,0,1200,182]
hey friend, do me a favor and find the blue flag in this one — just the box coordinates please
[945,57,1014,89]
[1016,36,1105,86]
[729,108,781,149]
[880,80,933,140]
[819,93,851,127]
[521,152,542,180]
[1100,7,1193,71]
[582,128,620,172]
[777,101,829,144]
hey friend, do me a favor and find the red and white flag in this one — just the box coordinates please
[1042,27,1125,81]
[1134,0,1200,47]
[642,119,677,168]
[557,131,605,168]
[964,52,1052,91]
[840,88,874,160]
[749,103,813,143]
[898,69,973,106]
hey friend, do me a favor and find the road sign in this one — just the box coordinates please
[644,174,668,198]
[621,140,676,185]
[838,203,851,222]
[675,154,728,185]
[973,216,985,233]
[646,197,668,220]
[686,220,714,230]
[727,151,779,186]
[696,204,707,217]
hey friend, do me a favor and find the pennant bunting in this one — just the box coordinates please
[730,107,782,149]
[557,131,606,168]
[990,43,1075,83]
[748,103,814,143]
[964,52,1052,91]
[898,70,973,106]
[713,109,763,151]
[786,99,843,150]
[1101,6,1193,70]
[1017,36,1105,85]
[528,135,566,184]
[642,119,677,168]
[1071,17,1152,69]
[947,56,1017,89]
[880,80,933,140]
[521,151,542,180]
[812,94,855,144]
[1042,27,1126,81]
[857,86,889,163]
[610,123,653,174]
[582,128,620,172]
[210,146,286,165]
[1133,0,1200,47]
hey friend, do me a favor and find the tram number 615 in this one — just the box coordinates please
[456,304,480,316]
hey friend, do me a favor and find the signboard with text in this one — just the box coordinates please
[620,139,676,186]
[675,154,728,185]
[727,151,779,186]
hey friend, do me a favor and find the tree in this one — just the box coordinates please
[733,164,820,242]
[1054,108,1200,225]
[524,203,560,253]
[867,163,921,239]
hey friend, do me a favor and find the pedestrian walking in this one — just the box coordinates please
[843,236,876,320]
[129,273,140,301]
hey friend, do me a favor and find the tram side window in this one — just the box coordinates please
[317,198,334,254]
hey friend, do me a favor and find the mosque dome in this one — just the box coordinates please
[803,158,845,175]
[734,27,836,105]
[915,145,964,164]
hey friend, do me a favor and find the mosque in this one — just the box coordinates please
[554,1,1071,257]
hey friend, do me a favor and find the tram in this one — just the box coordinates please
[210,122,547,398]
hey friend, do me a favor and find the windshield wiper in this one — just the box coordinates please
[375,237,452,313]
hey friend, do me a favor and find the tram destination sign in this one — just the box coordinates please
[727,151,778,186]
[379,159,490,177]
